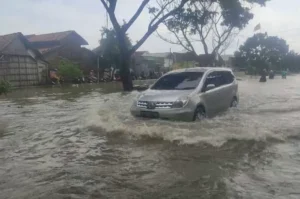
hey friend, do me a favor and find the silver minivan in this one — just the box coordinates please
[130,67,239,121]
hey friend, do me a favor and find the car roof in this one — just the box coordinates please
[166,67,232,74]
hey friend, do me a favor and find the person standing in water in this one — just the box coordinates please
[269,70,275,79]
[259,69,267,82]
[282,69,287,79]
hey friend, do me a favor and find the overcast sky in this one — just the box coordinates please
[1,0,300,55]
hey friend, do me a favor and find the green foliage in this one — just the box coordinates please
[0,80,11,95]
[58,60,83,80]
[281,51,300,72]
[234,33,289,72]
[98,28,132,69]
[160,0,269,54]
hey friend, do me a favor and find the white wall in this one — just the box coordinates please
[164,58,173,68]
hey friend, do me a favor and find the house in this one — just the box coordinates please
[0,32,48,86]
[131,51,149,76]
[142,52,173,69]
[172,52,222,68]
[220,54,234,68]
[197,54,219,67]
[172,52,198,68]
[26,31,97,75]
[131,51,173,76]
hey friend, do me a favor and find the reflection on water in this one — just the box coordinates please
[1,77,300,198]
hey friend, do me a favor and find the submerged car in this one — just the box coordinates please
[130,67,239,121]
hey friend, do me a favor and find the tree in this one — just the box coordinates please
[0,80,11,96]
[234,33,289,73]
[58,60,83,82]
[156,0,268,57]
[281,51,300,72]
[100,0,189,91]
[97,28,132,73]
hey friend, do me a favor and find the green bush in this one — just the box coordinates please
[57,60,83,81]
[0,80,11,95]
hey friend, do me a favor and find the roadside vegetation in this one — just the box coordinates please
[96,28,132,80]
[234,33,300,74]
[57,60,83,82]
[0,80,11,95]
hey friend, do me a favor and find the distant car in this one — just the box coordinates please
[130,67,239,121]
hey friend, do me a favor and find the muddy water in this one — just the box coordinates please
[1,77,300,199]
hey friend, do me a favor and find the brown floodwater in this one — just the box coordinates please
[1,76,300,199]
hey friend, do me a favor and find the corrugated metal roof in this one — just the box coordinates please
[26,30,88,45]
[38,46,62,54]
[0,32,31,56]
[0,32,21,52]
[134,51,148,56]
[142,52,171,58]
[0,32,46,61]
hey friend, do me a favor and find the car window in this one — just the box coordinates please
[151,72,204,90]
[203,71,223,89]
[221,71,234,85]
[204,71,234,90]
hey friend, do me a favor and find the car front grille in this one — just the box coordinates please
[137,101,147,108]
[137,101,173,109]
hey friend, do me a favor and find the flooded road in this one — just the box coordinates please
[1,76,300,199]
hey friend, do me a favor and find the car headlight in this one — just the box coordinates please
[172,96,189,108]
[134,93,144,106]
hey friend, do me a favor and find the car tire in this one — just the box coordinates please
[230,97,238,108]
[194,106,206,121]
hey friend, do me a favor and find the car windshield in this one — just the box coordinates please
[151,72,204,90]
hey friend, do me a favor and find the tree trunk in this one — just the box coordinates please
[202,39,209,55]
[111,66,115,81]
[120,55,133,91]
[114,30,134,91]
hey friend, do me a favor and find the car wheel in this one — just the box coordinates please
[230,97,238,108]
[194,106,206,121]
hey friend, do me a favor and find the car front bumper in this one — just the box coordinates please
[130,105,195,121]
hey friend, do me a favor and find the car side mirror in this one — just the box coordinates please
[205,84,216,92]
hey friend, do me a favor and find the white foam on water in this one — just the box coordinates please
[84,77,300,147]
[84,90,297,147]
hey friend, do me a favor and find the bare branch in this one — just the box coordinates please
[153,0,198,53]
[149,0,173,29]
[192,3,212,54]
[109,0,117,12]
[213,15,223,39]
[150,0,188,30]
[122,0,150,32]
[155,30,192,52]
[180,26,197,55]
[100,0,121,32]
[155,31,180,45]
[130,0,188,54]
[100,0,109,11]
[213,26,234,54]
[219,30,239,54]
